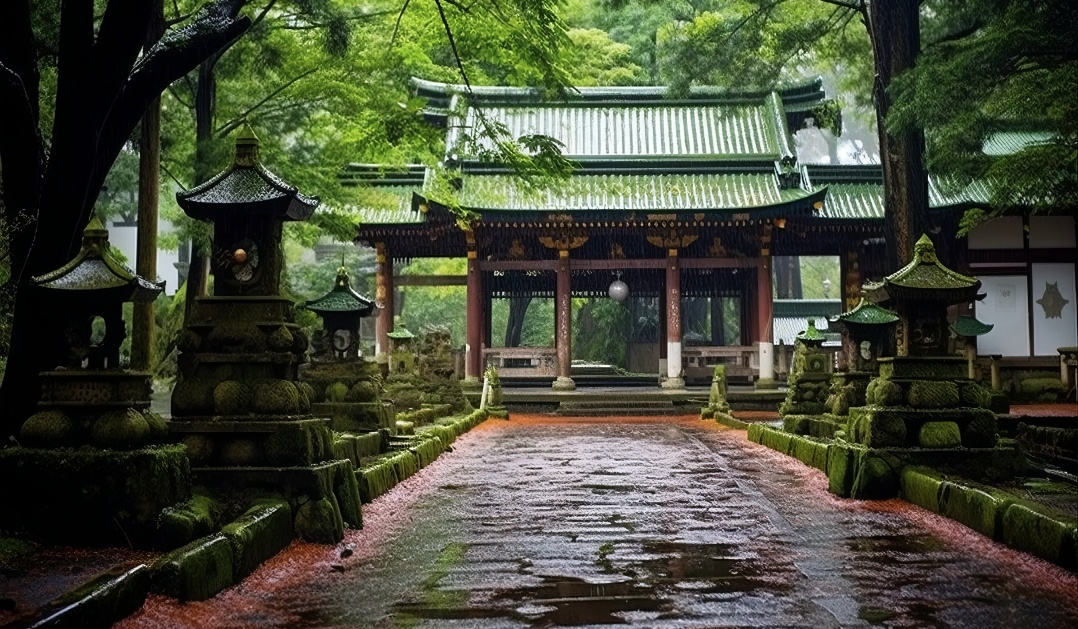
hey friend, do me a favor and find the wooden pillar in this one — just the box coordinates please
[755,240,776,389]
[663,249,685,388]
[375,243,393,357]
[553,249,575,390]
[465,248,483,384]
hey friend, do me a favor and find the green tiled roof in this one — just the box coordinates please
[805,167,992,219]
[456,98,790,160]
[456,172,819,212]
[835,298,899,326]
[796,319,827,345]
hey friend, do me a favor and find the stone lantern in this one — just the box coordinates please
[167,126,361,543]
[23,214,165,447]
[0,216,187,547]
[780,319,833,425]
[306,266,375,362]
[826,298,900,417]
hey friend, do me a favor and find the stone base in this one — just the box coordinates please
[191,460,362,543]
[0,445,190,546]
[311,401,394,433]
[661,377,686,390]
[783,414,843,439]
[755,377,778,390]
[167,416,336,467]
[552,376,576,391]
[848,406,997,448]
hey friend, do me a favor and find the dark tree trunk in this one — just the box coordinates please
[865,0,928,269]
[132,0,166,372]
[774,256,803,299]
[504,296,532,347]
[0,0,250,438]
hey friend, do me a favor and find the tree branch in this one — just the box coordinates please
[214,67,318,136]
[391,0,412,46]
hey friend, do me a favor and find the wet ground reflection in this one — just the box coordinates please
[121,415,1078,628]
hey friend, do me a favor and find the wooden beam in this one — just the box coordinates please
[478,260,559,271]
[394,274,467,287]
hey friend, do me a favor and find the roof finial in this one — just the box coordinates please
[234,122,260,167]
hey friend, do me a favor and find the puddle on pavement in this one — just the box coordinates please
[636,541,769,594]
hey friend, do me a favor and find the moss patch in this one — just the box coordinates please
[20,411,80,447]
[919,422,962,448]
[900,466,945,514]
[220,499,293,580]
[1002,501,1078,569]
[151,534,234,601]
[293,496,344,544]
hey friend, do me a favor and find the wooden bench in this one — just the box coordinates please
[682,346,757,380]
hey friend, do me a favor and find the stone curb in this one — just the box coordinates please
[20,564,150,629]
[740,423,1077,571]
[358,409,489,503]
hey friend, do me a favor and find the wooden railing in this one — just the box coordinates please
[483,347,557,376]
[681,346,757,379]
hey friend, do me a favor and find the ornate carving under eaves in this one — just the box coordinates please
[507,239,527,260]
[538,226,588,251]
[647,225,698,249]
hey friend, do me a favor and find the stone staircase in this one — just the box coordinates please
[555,399,695,416]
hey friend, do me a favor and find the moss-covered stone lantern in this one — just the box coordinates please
[299,266,394,436]
[168,126,362,543]
[823,298,900,420]
[0,216,187,547]
[306,266,375,361]
[780,319,834,427]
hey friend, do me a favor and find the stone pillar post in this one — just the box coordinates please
[465,248,482,386]
[553,249,575,390]
[375,242,393,357]
[663,248,685,389]
[756,255,776,389]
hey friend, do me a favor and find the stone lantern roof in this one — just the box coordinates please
[32,214,164,302]
[833,298,899,327]
[951,315,994,337]
[177,125,319,221]
[864,234,982,305]
[796,319,827,346]
[305,267,375,317]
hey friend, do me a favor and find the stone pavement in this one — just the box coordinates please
[122,415,1078,628]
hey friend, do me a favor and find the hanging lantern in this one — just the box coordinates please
[608,271,629,302]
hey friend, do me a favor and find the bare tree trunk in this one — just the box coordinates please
[131,0,165,372]
[504,296,532,347]
[865,0,928,269]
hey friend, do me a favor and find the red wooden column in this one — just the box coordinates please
[465,246,483,385]
[553,248,575,390]
[374,242,394,358]
[662,248,685,388]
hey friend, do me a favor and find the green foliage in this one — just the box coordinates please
[575,298,629,366]
[888,0,1078,214]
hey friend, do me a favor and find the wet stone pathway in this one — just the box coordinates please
[124,415,1078,628]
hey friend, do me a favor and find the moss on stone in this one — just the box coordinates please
[252,380,300,415]
[293,496,344,544]
[143,411,169,443]
[266,325,294,352]
[962,410,998,448]
[181,434,214,464]
[325,381,349,403]
[151,534,234,601]
[213,381,251,416]
[919,421,962,448]
[219,439,262,465]
[939,482,1014,540]
[900,466,945,513]
[220,499,292,580]
[827,443,858,497]
[296,381,316,404]
[20,411,79,447]
[961,382,994,409]
[91,408,151,449]
[158,493,219,548]
[907,381,960,409]
[346,381,379,403]
[869,379,904,406]
[849,408,907,447]
[172,378,214,415]
[1018,378,1066,403]
[851,451,901,499]
[1001,501,1078,569]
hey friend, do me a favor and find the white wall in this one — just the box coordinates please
[976,275,1030,357]
[1032,263,1077,355]
[108,220,180,295]
[968,216,1024,250]
[1029,215,1077,249]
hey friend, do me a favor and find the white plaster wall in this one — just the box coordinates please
[968,216,1024,250]
[108,220,180,295]
[1028,215,1077,249]
[975,275,1030,357]
[1032,263,1077,356]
